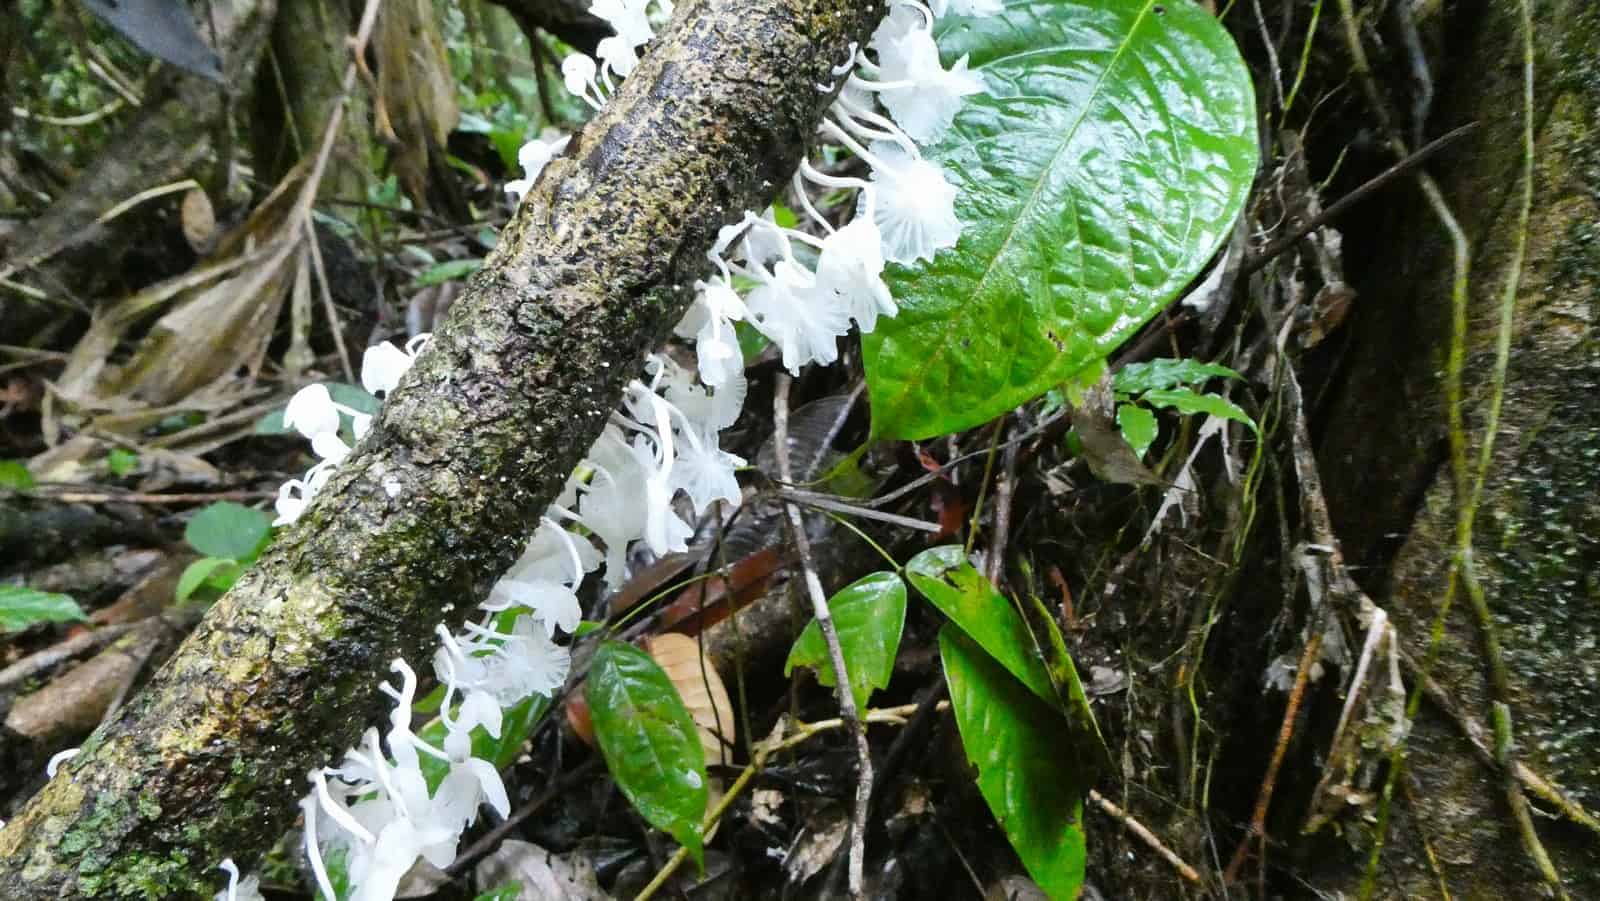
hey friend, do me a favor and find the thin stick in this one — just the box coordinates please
[303,218,356,383]
[778,488,940,533]
[0,623,140,690]
[27,488,273,505]
[1089,790,1202,884]
[10,96,127,127]
[773,372,872,901]
[984,421,1020,585]
[93,179,202,228]
[1241,123,1478,276]
[1223,616,1324,882]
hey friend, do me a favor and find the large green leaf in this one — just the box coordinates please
[907,546,1109,775]
[587,640,708,867]
[0,585,87,632]
[184,502,273,562]
[942,626,1088,900]
[785,571,908,711]
[864,0,1258,440]
[906,546,1054,703]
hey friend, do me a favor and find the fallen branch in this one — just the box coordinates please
[773,372,874,900]
[0,0,877,895]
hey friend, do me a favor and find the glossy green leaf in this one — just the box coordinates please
[1011,584,1112,777]
[864,0,1259,439]
[942,626,1088,900]
[907,547,1109,776]
[587,640,708,867]
[0,585,87,632]
[184,502,272,561]
[472,884,523,901]
[785,571,908,711]
[905,546,1053,704]
[175,557,241,603]
[1115,403,1157,459]
[1141,387,1255,431]
[1113,357,1240,395]
[0,459,34,490]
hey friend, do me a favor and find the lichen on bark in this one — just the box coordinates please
[0,0,879,896]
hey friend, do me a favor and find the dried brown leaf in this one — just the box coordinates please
[644,633,736,766]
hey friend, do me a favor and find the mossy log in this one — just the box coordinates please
[0,0,877,895]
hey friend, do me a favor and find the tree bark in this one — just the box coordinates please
[1310,0,1600,893]
[0,0,877,896]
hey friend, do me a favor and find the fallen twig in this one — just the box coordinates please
[1088,790,1202,885]
[0,623,141,691]
[777,488,940,533]
[772,372,873,901]
[27,487,274,505]
[984,418,1021,586]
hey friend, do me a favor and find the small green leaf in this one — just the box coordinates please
[863,0,1259,440]
[1113,358,1240,396]
[175,557,241,602]
[0,585,87,632]
[106,448,139,477]
[472,884,524,901]
[413,258,483,288]
[769,203,798,229]
[0,459,35,490]
[941,626,1088,900]
[587,640,708,867]
[254,409,290,435]
[785,571,908,711]
[905,546,1054,704]
[184,502,273,561]
[321,847,354,901]
[326,383,381,416]
[1141,387,1256,432]
[1115,404,1158,459]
